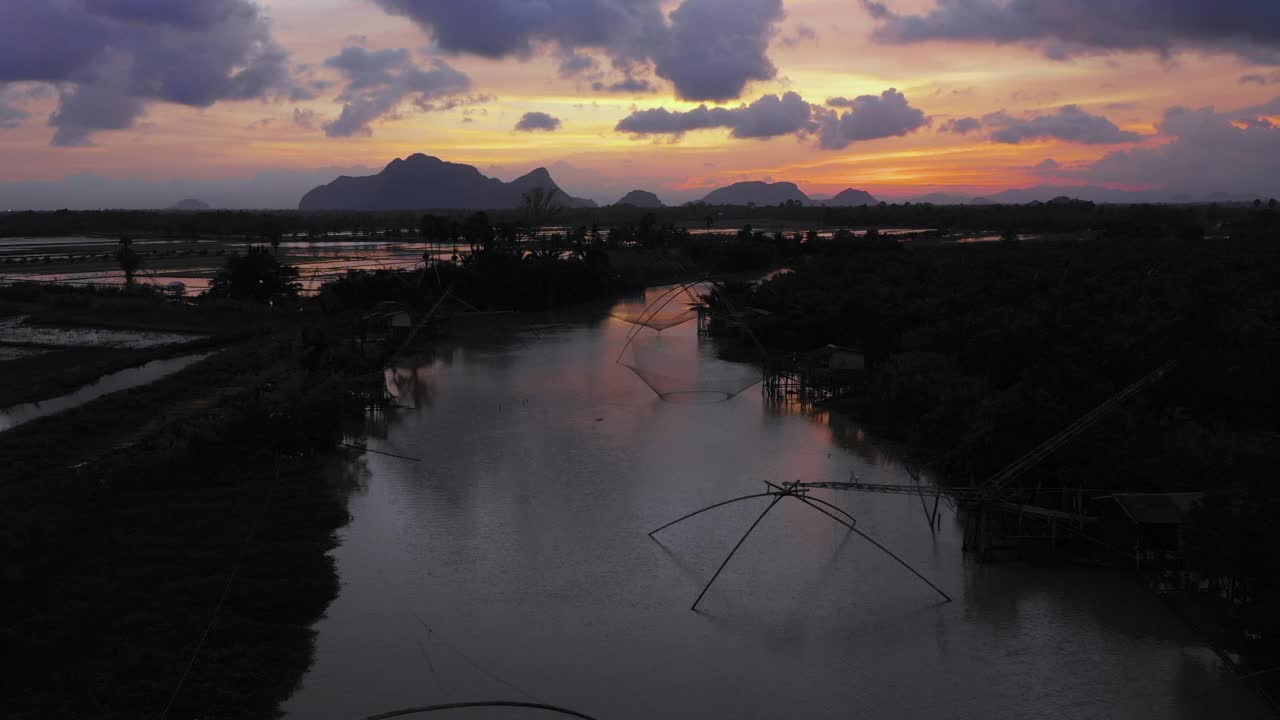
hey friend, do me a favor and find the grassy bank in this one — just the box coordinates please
[1,328,379,719]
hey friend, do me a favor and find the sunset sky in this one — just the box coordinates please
[2,0,1279,206]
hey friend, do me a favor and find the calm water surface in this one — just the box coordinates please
[0,352,213,432]
[284,289,1269,720]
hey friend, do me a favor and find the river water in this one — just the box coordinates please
[284,289,1270,720]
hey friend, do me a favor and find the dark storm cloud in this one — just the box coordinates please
[652,0,784,102]
[982,105,1141,144]
[939,116,982,134]
[322,47,472,137]
[862,0,1280,65]
[815,88,929,149]
[515,111,563,132]
[373,0,785,102]
[1080,99,1280,197]
[616,91,814,139]
[617,89,928,148]
[0,0,300,145]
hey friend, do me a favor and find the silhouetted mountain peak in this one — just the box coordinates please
[615,190,664,208]
[826,188,878,206]
[298,154,596,210]
[701,181,810,206]
[168,198,211,211]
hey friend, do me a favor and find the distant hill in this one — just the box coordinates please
[298,154,597,211]
[169,198,211,211]
[910,193,973,205]
[614,190,664,208]
[701,181,809,206]
[825,188,878,206]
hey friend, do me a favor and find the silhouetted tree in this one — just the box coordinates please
[464,212,494,254]
[521,186,563,226]
[114,236,141,286]
[207,246,300,303]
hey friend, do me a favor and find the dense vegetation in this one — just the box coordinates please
[716,225,1280,668]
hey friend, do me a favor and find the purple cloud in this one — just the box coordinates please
[0,0,300,146]
[515,112,563,132]
[1080,100,1280,197]
[983,105,1141,144]
[863,0,1280,65]
[322,47,472,137]
[939,116,982,134]
[616,91,815,139]
[816,89,929,149]
[617,89,929,149]
[373,0,785,102]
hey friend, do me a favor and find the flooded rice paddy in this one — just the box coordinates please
[0,316,205,349]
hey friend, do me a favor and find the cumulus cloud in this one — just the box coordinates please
[617,88,929,149]
[322,47,472,137]
[982,105,1141,144]
[515,112,563,132]
[939,116,982,134]
[0,0,300,145]
[616,91,815,139]
[373,0,785,102]
[653,0,784,102]
[815,89,929,149]
[862,0,1280,65]
[1080,99,1280,197]
[1034,158,1061,171]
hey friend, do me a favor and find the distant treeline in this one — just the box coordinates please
[3,198,1277,240]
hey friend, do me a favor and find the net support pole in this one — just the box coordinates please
[848,525,952,603]
[793,495,856,531]
[804,495,858,528]
[648,493,775,538]
[691,495,784,611]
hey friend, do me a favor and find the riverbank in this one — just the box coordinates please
[2,314,382,717]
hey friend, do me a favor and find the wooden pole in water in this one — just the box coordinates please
[691,495,783,611]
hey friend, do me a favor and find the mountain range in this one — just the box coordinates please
[298,154,597,211]
[697,182,879,207]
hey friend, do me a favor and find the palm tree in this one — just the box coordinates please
[115,236,141,287]
[521,187,563,227]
